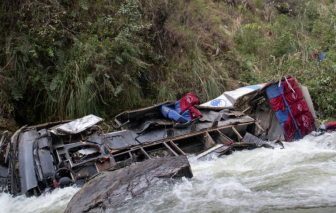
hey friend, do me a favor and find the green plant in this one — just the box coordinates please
[1,0,336,124]
[255,0,263,9]
[312,21,335,49]
[306,1,320,20]
[272,32,296,57]
[234,23,264,55]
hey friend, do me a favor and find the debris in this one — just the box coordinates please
[0,75,317,208]
[200,84,266,108]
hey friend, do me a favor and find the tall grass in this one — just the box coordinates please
[1,0,336,124]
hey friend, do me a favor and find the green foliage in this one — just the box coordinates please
[0,0,158,122]
[239,59,262,85]
[306,61,336,117]
[273,31,296,57]
[1,0,336,124]
[312,21,335,49]
[306,2,320,20]
[234,23,263,55]
[80,0,88,10]
[255,0,262,9]
[189,45,225,100]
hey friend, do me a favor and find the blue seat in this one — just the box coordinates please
[266,84,280,99]
[275,107,289,123]
[160,105,189,123]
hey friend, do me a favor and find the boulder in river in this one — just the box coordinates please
[65,155,193,213]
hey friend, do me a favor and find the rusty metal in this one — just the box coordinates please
[163,142,178,156]
[255,122,265,132]
[231,126,243,141]
[169,141,186,156]
[96,158,116,172]
[140,147,151,159]
[204,132,216,149]
[216,130,233,143]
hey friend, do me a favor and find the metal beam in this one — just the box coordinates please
[231,126,243,142]
[140,147,151,159]
[169,140,186,156]
[163,142,178,156]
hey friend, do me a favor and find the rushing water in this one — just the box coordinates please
[2,132,336,213]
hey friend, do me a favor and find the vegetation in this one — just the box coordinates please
[0,0,336,127]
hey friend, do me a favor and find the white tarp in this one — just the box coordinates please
[50,114,104,135]
[201,84,266,108]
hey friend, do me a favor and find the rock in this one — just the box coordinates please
[65,156,193,213]
[263,0,297,15]
[0,116,17,135]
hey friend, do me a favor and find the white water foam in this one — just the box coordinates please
[0,187,79,213]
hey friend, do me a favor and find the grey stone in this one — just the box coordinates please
[65,156,193,213]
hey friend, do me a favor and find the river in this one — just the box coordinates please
[1,132,336,213]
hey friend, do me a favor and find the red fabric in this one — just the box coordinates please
[188,106,203,120]
[283,88,303,105]
[283,117,297,141]
[180,93,199,113]
[290,99,309,118]
[295,111,314,129]
[284,131,297,142]
[53,179,60,188]
[283,78,299,94]
[225,142,233,146]
[270,95,285,112]
[327,122,336,132]
[300,123,314,137]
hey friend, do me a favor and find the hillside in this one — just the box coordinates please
[0,0,335,128]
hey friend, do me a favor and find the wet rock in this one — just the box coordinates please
[65,156,193,213]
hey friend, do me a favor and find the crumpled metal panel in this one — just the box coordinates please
[18,129,39,195]
[243,132,284,148]
[129,118,174,134]
[38,149,55,180]
[104,130,140,150]
[200,111,222,122]
[114,101,175,124]
[52,114,104,135]
[255,103,284,141]
[200,110,245,122]
[243,132,272,147]
[0,165,8,177]
[136,116,255,144]
[301,86,317,118]
[37,137,50,149]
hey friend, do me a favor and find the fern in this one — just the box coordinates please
[80,0,88,10]
[50,74,60,91]
[10,83,23,101]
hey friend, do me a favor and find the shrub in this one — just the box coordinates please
[234,23,264,55]
[272,31,296,57]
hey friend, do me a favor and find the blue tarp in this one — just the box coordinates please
[317,52,327,62]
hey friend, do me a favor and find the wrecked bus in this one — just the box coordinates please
[0,76,315,197]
